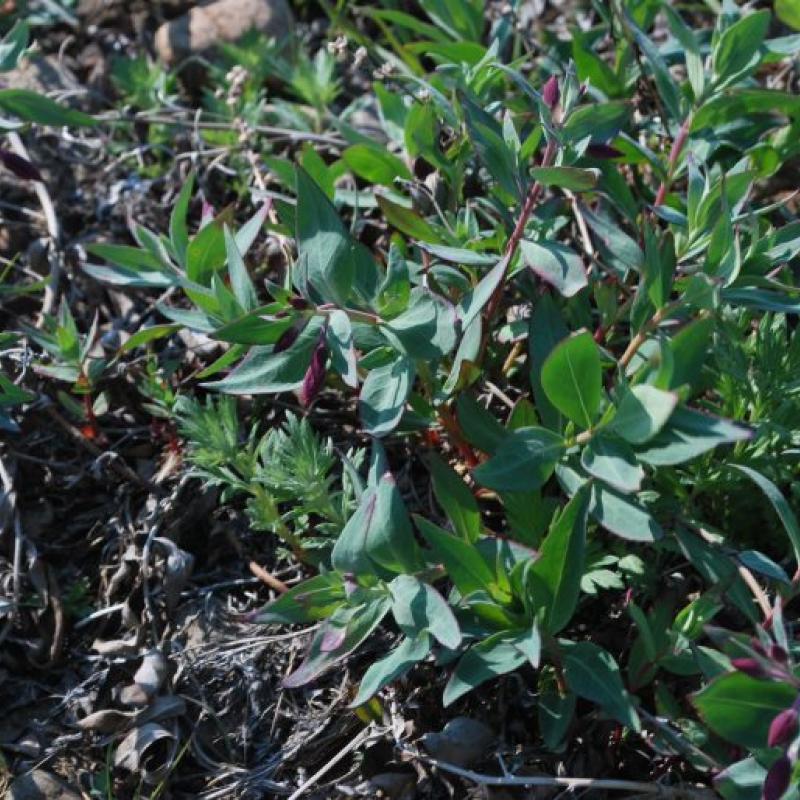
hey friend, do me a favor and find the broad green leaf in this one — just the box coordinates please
[119,324,181,353]
[404,100,450,173]
[350,634,431,707]
[572,31,623,97]
[418,0,483,41]
[296,166,354,305]
[428,453,481,543]
[667,316,714,391]
[580,435,644,494]
[415,517,501,600]
[722,288,800,315]
[580,205,643,274]
[563,101,629,143]
[692,672,796,749]
[777,0,800,30]
[443,629,535,706]
[283,597,391,688]
[224,226,258,311]
[300,144,336,199]
[390,575,461,649]
[85,243,168,273]
[204,315,324,394]
[342,144,412,185]
[0,89,95,126]
[463,94,521,199]
[250,574,345,624]
[211,307,293,345]
[541,330,602,429]
[326,310,358,388]
[590,484,662,542]
[692,89,800,130]
[561,640,641,730]
[83,262,175,288]
[169,172,194,266]
[332,472,425,576]
[442,314,482,395]
[472,427,564,492]
[377,243,410,318]
[528,293,568,430]
[520,240,587,298]
[459,257,507,330]
[713,10,770,88]
[0,21,29,73]
[421,243,496,266]
[636,407,751,466]
[530,166,599,191]
[376,193,444,243]
[383,288,458,359]
[662,5,704,100]
[359,356,414,437]
[235,202,270,256]
[732,465,800,566]
[186,213,228,286]
[714,758,767,800]
[527,485,591,634]
[611,385,678,444]
[737,550,790,585]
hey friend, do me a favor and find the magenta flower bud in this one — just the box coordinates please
[768,708,799,748]
[542,75,560,110]
[298,337,327,406]
[200,200,215,227]
[752,638,769,657]
[586,142,624,160]
[343,572,358,597]
[0,149,42,182]
[771,644,789,663]
[763,755,792,800]
[274,323,301,353]
[732,658,768,679]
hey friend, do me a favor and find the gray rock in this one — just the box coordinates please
[420,716,496,768]
[154,0,293,64]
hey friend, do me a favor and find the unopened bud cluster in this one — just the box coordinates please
[326,35,349,61]
[224,64,249,108]
[732,641,799,800]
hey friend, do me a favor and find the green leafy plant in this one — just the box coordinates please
[175,396,362,559]
[83,1,800,796]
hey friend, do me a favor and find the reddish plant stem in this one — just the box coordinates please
[654,114,692,208]
[483,138,558,326]
[437,405,479,468]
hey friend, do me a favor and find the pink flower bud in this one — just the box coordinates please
[200,200,216,227]
[763,755,791,800]
[542,75,560,110]
[732,658,768,679]
[771,644,789,663]
[298,337,327,406]
[752,638,768,657]
[768,708,799,748]
[0,149,42,182]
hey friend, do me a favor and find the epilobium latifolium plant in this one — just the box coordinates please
[84,1,800,796]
